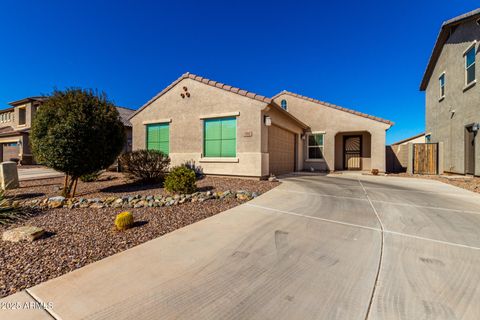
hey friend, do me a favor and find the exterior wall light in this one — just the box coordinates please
[264,116,272,126]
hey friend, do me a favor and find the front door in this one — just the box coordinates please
[465,125,475,175]
[344,135,362,170]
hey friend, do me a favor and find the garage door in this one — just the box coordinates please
[268,125,295,176]
[3,143,20,162]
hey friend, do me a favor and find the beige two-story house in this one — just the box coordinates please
[0,97,134,164]
[421,8,480,176]
[130,73,393,178]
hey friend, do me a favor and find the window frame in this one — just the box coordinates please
[439,72,446,100]
[306,132,325,162]
[202,117,237,158]
[145,122,170,155]
[18,107,26,126]
[280,99,288,111]
[464,42,476,88]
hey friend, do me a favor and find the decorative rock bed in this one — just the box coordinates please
[15,190,260,210]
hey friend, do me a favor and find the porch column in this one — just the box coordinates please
[370,129,386,172]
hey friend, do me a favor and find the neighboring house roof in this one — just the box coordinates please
[0,107,14,114]
[391,132,425,145]
[8,96,133,127]
[116,106,134,127]
[8,96,48,106]
[420,8,480,91]
[272,90,394,126]
[129,72,273,120]
[0,126,14,134]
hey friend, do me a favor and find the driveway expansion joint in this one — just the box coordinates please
[25,289,57,320]
[358,179,385,320]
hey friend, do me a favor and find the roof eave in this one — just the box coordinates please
[420,8,480,91]
[272,91,394,126]
[128,73,272,120]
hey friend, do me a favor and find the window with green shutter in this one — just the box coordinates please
[204,117,236,157]
[146,123,169,155]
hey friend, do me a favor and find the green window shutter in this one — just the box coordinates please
[204,117,236,157]
[146,123,169,155]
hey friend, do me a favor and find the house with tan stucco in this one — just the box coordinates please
[129,73,393,178]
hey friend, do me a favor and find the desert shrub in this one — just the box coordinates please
[0,190,26,225]
[164,166,197,194]
[181,160,204,178]
[30,88,125,197]
[115,211,134,230]
[80,171,102,182]
[119,150,170,183]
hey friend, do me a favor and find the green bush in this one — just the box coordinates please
[119,150,170,183]
[30,88,125,197]
[80,171,102,182]
[164,166,197,194]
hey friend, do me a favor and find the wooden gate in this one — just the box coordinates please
[413,143,438,174]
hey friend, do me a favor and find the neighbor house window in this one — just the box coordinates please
[307,133,324,160]
[439,73,445,98]
[465,45,476,85]
[18,107,26,125]
[146,123,170,155]
[281,99,288,111]
[204,117,236,157]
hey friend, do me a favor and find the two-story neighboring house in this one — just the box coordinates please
[0,96,133,164]
[421,8,480,176]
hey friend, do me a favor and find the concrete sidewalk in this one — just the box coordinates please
[2,174,480,319]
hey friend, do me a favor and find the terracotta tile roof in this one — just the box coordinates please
[115,106,134,127]
[129,72,272,119]
[420,8,480,91]
[391,132,425,145]
[272,90,394,126]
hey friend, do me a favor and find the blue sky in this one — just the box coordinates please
[0,1,478,144]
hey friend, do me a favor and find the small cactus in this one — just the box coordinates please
[115,211,134,230]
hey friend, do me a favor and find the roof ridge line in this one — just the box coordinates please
[273,90,394,126]
[128,72,272,119]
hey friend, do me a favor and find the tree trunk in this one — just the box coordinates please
[71,178,78,198]
[62,175,70,198]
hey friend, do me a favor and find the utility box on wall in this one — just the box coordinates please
[0,161,19,190]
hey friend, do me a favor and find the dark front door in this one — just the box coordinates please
[465,126,476,175]
[344,135,362,170]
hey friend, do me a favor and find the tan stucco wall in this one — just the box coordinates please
[131,78,271,177]
[273,94,390,172]
[425,19,480,175]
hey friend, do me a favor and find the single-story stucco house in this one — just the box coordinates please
[129,73,393,178]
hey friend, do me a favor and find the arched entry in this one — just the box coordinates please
[334,131,372,171]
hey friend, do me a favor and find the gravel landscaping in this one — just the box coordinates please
[0,173,279,298]
[390,173,480,194]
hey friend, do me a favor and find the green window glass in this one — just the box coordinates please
[146,123,169,155]
[204,117,236,157]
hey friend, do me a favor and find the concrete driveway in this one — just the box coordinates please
[2,174,480,319]
[18,166,63,181]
